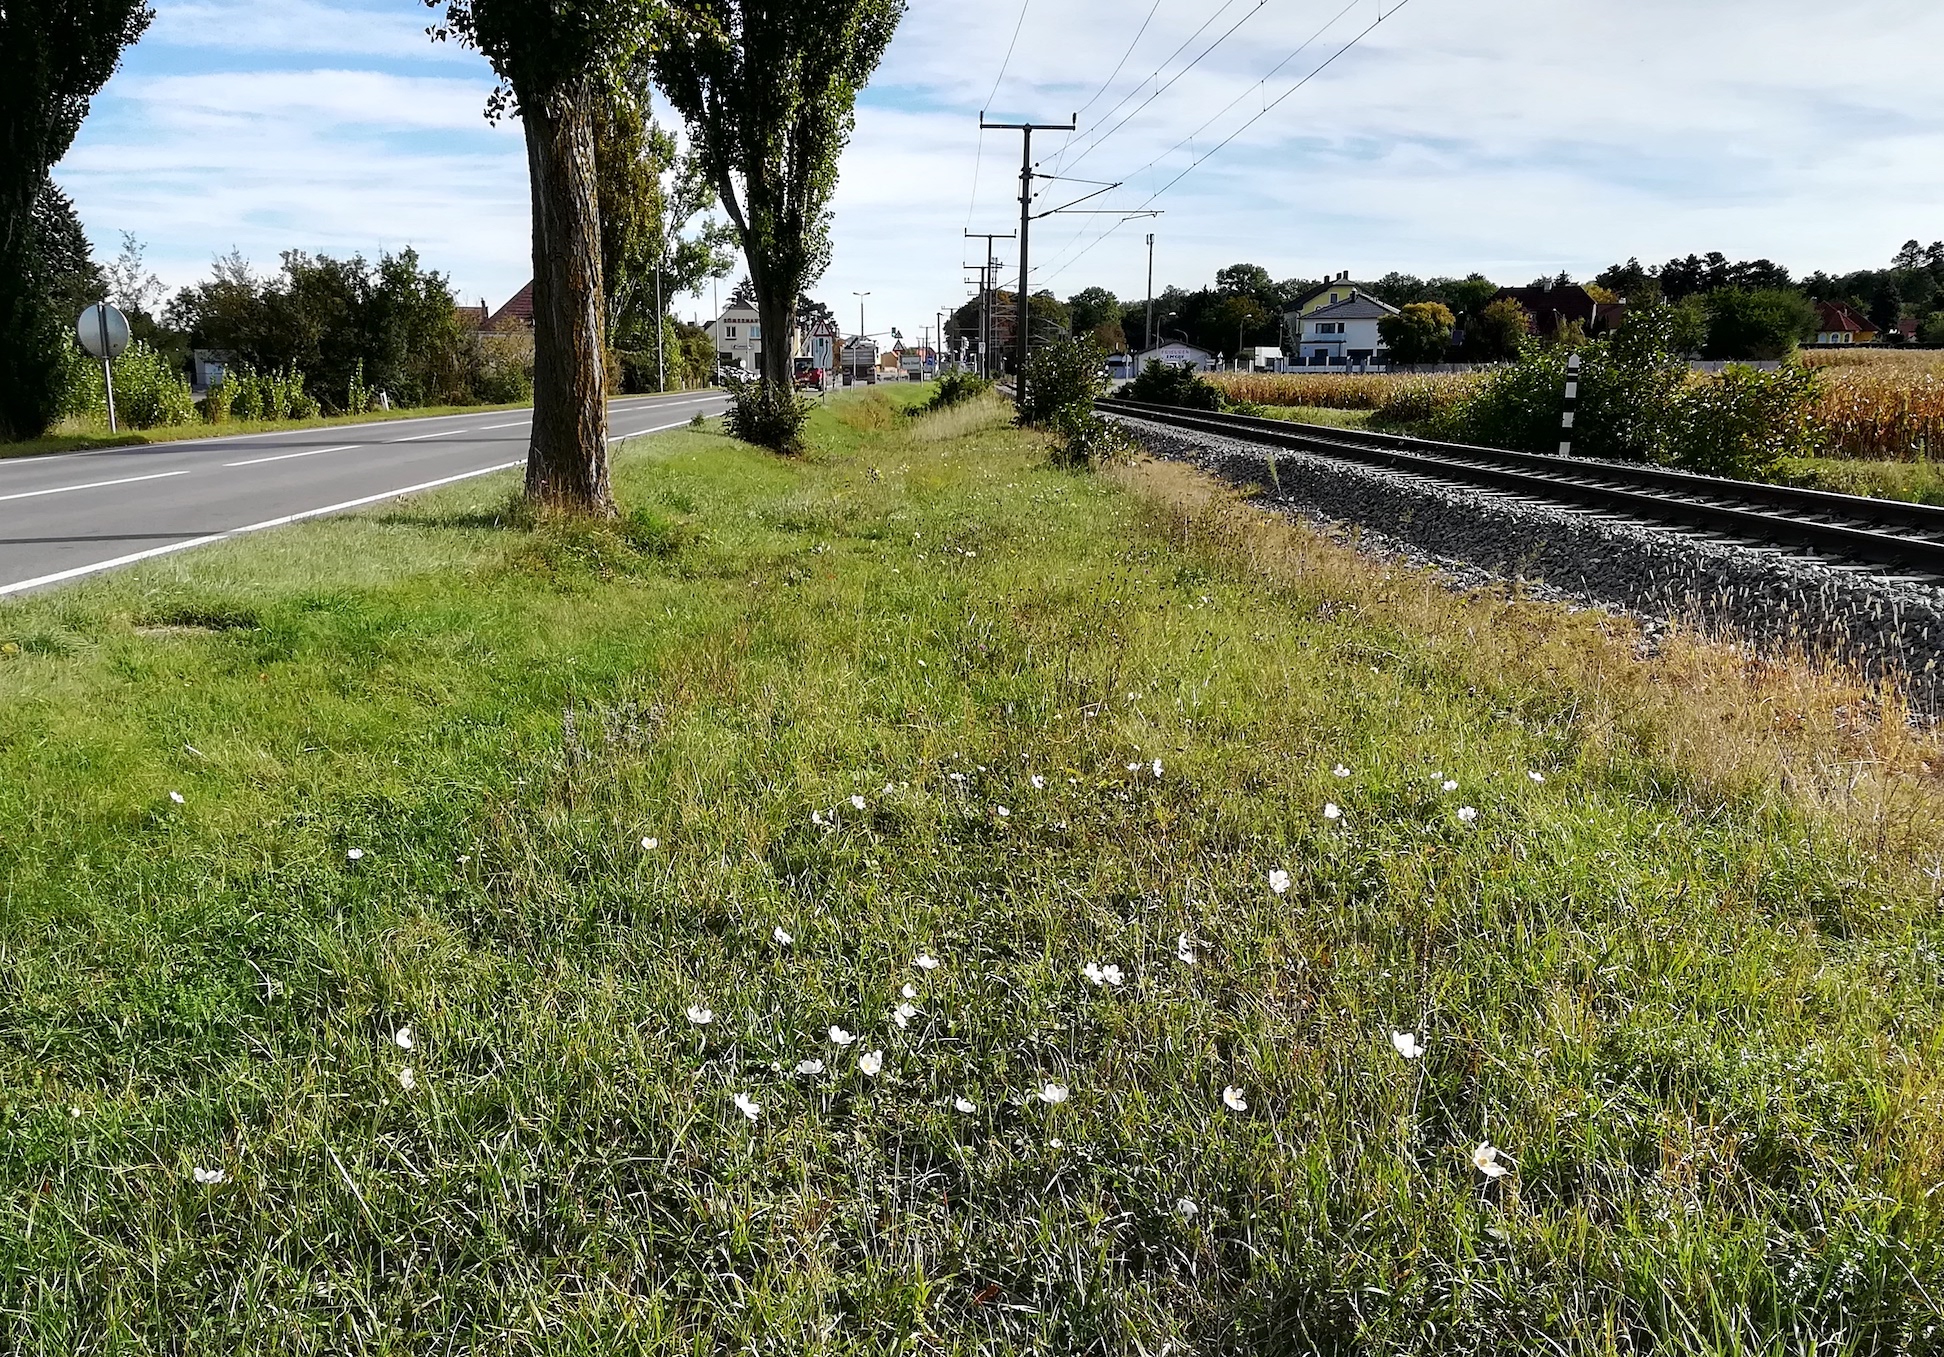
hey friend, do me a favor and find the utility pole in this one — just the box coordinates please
[852,290,870,382]
[963,231,1014,379]
[1145,232,1156,356]
[979,114,1074,410]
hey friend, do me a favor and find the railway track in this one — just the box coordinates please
[1100,397,1944,582]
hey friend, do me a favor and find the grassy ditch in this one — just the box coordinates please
[1,387,1941,1352]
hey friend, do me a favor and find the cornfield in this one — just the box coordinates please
[1813,368,1944,460]
[1208,371,1481,414]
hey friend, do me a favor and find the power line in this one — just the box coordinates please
[1046,0,1165,181]
[1037,0,1415,290]
[966,0,1035,230]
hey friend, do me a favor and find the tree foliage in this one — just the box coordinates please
[1379,301,1455,366]
[652,0,903,418]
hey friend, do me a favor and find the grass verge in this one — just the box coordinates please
[1,387,1941,1352]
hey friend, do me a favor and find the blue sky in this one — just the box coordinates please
[54,0,1944,345]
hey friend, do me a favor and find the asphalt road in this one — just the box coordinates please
[0,390,728,597]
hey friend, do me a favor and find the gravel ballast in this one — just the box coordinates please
[1115,414,1944,709]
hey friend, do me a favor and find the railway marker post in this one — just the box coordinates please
[1559,351,1581,456]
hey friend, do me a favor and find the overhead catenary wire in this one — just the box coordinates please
[965,0,1035,229]
[1045,0,1166,180]
[1036,0,1415,290]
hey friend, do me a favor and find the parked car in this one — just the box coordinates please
[793,366,826,391]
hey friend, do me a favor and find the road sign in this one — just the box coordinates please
[77,303,130,360]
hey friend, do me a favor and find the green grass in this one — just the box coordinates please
[1773,454,1944,505]
[1,386,1940,1352]
[1252,403,1376,430]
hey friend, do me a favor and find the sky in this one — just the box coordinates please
[52,0,1944,347]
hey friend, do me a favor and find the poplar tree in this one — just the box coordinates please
[652,0,903,411]
[426,0,662,514]
[0,0,152,440]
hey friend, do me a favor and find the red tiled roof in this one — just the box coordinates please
[486,283,534,330]
[1816,300,1870,334]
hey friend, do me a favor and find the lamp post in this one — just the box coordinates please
[852,290,871,384]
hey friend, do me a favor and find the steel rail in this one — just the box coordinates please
[1100,398,1944,577]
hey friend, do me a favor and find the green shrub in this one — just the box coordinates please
[1118,359,1224,410]
[1670,362,1819,478]
[202,374,235,424]
[921,370,993,413]
[1016,335,1108,428]
[723,372,809,455]
[1044,404,1131,470]
[113,341,197,428]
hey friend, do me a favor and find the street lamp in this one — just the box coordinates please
[851,290,871,383]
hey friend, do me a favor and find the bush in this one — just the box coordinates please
[1704,287,1816,361]
[61,338,197,429]
[1378,301,1456,366]
[1044,404,1131,470]
[202,374,235,424]
[1671,362,1819,478]
[1119,359,1224,410]
[921,371,992,413]
[723,372,809,455]
[221,364,314,423]
[1016,335,1107,428]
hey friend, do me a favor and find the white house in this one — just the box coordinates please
[705,305,762,370]
[1239,345,1288,373]
[1295,291,1398,368]
[1134,341,1217,372]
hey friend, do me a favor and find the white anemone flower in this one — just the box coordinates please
[393,1027,414,1051]
[1038,1083,1068,1104]
[346,848,364,861]
[1082,962,1106,986]
[1030,775,1046,790]
[733,1092,761,1121]
[1457,806,1479,824]
[858,1050,883,1076]
[901,983,918,999]
[1528,771,1546,784]
[810,810,828,827]
[1177,933,1197,964]
[686,1006,713,1026]
[1323,803,1343,821]
[773,926,793,946]
[1152,758,1163,778]
[1473,1141,1510,1178]
[192,1167,227,1185]
[1441,780,1458,793]
[796,1059,825,1075]
[1268,869,1292,895]
[1177,1197,1199,1219]
[1333,765,1351,778]
[1126,762,1141,773]
[829,1025,857,1046]
[915,953,941,971]
[954,1096,976,1114]
[850,794,867,810]
[1391,1031,1425,1060]
[397,1067,416,1091]
[893,1002,919,1028]
[1222,1086,1248,1112]
[640,836,659,850]
[169,791,185,804]
[995,806,1010,818]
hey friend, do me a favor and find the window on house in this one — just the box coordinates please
[750,325,761,339]
[725,325,737,338]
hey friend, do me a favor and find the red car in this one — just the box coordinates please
[793,366,826,391]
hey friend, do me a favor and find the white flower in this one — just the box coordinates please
[850,794,867,810]
[192,1167,227,1185]
[810,810,828,827]
[169,791,185,804]
[69,1106,81,1118]
[1038,1083,1068,1104]
[915,953,940,971]
[901,983,918,999]
[1268,869,1291,895]
[1030,775,1046,790]
[883,782,896,794]
[1322,803,1343,821]
[393,1027,414,1051]
[640,836,658,850]
[995,806,1010,818]
[894,1002,919,1029]
[1457,806,1478,824]
[795,1059,825,1075]
[1442,780,1458,792]
[1083,962,1125,987]
[1049,1137,1063,1148]
[1177,933,1197,964]
[686,1006,713,1026]
[1222,1086,1248,1112]
[829,1025,857,1046]
[1528,771,1546,784]
[858,1050,883,1076]
[954,1096,976,1113]
[1333,765,1351,778]
[733,1092,761,1121]
[1151,758,1163,778]
[773,926,792,946]
[1473,1141,1510,1178]
[346,848,364,861]
[397,1066,416,1091]
[1177,1198,1199,1219]
[1391,1030,1425,1060]
[1126,762,1141,773]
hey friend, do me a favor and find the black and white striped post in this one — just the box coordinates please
[1558,351,1581,456]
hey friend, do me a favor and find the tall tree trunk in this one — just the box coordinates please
[522,81,614,516]
[754,272,796,390]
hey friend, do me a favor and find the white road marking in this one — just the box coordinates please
[225,444,359,468]
[389,428,462,443]
[0,468,192,504]
[481,420,532,429]
[0,406,723,597]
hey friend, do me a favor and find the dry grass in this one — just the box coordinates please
[1112,453,1944,858]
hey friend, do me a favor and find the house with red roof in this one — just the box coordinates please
[1813,300,1876,345]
